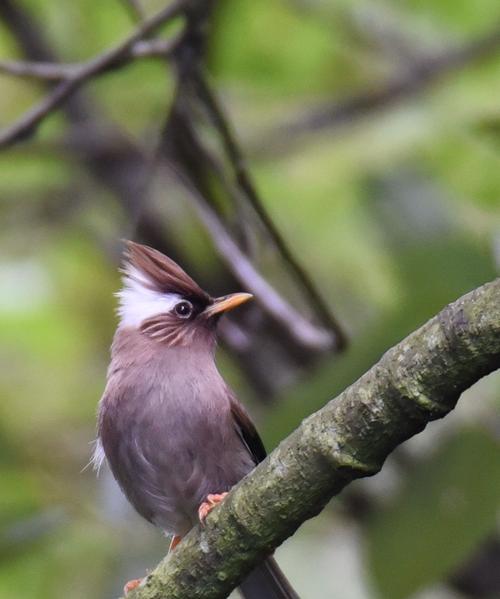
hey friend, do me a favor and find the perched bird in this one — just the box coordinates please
[95,241,298,598]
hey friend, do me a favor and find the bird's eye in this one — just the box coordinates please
[174,300,193,319]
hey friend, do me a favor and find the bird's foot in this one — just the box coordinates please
[169,534,182,552]
[198,492,229,524]
[123,578,142,595]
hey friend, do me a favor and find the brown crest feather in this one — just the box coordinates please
[124,241,210,302]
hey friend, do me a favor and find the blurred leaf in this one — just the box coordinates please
[367,429,500,599]
[211,0,354,94]
[393,0,500,34]
[0,520,114,599]
[0,469,42,529]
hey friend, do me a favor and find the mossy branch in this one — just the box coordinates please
[127,279,500,599]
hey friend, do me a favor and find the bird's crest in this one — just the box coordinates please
[124,241,209,300]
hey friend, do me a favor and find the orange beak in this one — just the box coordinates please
[204,292,253,318]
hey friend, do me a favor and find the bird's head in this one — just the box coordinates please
[117,241,252,347]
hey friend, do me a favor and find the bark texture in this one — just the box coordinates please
[127,278,500,599]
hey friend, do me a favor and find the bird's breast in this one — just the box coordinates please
[98,338,252,534]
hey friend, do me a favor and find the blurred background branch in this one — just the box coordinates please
[0,0,187,147]
[0,39,180,81]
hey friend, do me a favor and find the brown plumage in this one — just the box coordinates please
[96,241,298,598]
[125,241,209,300]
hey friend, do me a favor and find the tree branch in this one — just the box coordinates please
[0,0,187,149]
[0,39,180,81]
[126,278,500,598]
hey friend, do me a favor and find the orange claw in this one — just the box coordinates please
[124,535,180,595]
[198,492,229,525]
[124,579,142,595]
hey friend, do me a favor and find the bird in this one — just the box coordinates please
[95,241,298,598]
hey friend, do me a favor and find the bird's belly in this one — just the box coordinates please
[101,394,251,535]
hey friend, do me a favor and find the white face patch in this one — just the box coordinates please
[117,265,181,328]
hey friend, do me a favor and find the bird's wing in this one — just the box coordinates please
[229,396,267,465]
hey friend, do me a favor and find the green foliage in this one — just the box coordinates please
[368,429,500,598]
[397,0,500,33]
[211,0,343,94]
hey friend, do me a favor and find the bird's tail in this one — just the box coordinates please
[238,556,299,599]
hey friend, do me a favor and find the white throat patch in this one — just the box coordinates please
[117,265,181,328]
